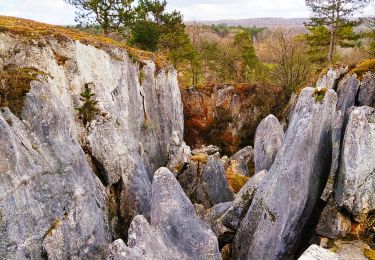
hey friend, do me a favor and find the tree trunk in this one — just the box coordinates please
[329,27,335,64]
[103,28,109,37]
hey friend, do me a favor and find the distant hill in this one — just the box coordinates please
[187,18,310,30]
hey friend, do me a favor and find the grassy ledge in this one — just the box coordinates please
[0,16,168,70]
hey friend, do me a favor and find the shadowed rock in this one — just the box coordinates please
[210,170,266,245]
[315,200,351,239]
[106,168,221,260]
[336,74,360,114]
[357,72,375,107]
[254,114,284,173]
[234,87,337,259]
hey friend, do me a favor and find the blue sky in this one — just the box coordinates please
[0,0,374,25]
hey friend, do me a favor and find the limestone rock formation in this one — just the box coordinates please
[357,72,375,107]
[316,67,348,89]
[178,152,234,208]
[106,168,221,260]
[336,74,360,114]
[234,87,337,259]
[254,114,284,172]
[334,106,375,222]
[0,22,183,258]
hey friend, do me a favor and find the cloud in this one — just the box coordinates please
[0,0,373,25]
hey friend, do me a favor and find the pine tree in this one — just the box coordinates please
[64,0,134,36]
[305,0,371,63]
[76,83,100,126]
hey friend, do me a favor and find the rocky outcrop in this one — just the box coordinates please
[106,168,221,260]
[181,83,283,155]
[0,19,183,258]
[254,114,284,172]
[234,87,337,259]
[177,151,234,208]
[334,106,375,222]
[357,72,375,107]
[316,67,348,89]
[336,74,360,114]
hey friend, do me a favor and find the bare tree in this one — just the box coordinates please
[264,29,312,97]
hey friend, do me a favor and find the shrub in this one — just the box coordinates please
[0,64,44,117]
[76,83,100,126]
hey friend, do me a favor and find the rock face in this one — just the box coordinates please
[181,83,283,155]
[334,106,375,222]
[210,170,266,244]
[0,27,183,258]
[336,74,360,114]
[316,67,348,89]
[234,87,337,259]
[357,72,375,107]
[254,114,284,172]
[177,152,234,208]
[106,168,221,260]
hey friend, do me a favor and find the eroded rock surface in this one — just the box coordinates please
[0,30,183,258]
[106,168,221,260]
[254,114,284,172]
[334,106,375,222]
[234,87,337,259]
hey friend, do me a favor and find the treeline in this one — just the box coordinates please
[65,0,375,95]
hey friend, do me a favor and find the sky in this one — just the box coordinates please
[0,0,374,25]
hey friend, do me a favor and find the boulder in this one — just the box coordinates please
[178,153,234,208]
[357,72,375,107]
[234,87,337,259]
[336,74,360,114]
[254,114,284,173]
[167,141,191,176]
[298,244,338,260]
[334,106,375,222]
[228,146,254,176]
[108,168,221,260]
[315,200,351,239]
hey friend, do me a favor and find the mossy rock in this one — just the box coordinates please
[0,64,45,117]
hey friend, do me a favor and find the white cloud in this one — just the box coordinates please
[0,0,374,25]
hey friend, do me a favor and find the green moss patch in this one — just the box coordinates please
[0,64,45,117]
[313,87,328,103]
